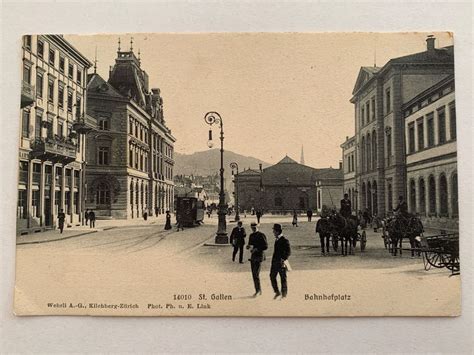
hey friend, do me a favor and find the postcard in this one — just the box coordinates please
[14,32,460,316]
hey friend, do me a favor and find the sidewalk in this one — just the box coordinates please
[17,214,169,245]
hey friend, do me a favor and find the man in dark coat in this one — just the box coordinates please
[89,210,96,228]
[306,209,313,222]
[270,223,291,299]
[57,209,66,233]
[340,193,352,218]
[394,195,408,217]
[256,209,262,224]
[84,209,90,226]
[246,222,268,297]
[230,221,246,263]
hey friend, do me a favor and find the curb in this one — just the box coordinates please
[17,230,98,245]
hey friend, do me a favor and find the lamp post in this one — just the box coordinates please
[204,112,228,244]
[230,162,240,222]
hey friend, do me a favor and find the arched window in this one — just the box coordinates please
[135,181,139,208]
[274,196,282,207]
[361,136,366,172]
[130,181,134,205]
[140,181,144,206]
[367,181,372,213]
[419,178,426,215]
[428,175,436,215]
[366,132,371,171]
[372,131,377,170]
[387,183,393,211]
[439,174,448,216]
[361,182,366,210]
[372,180,377,215]
[96,182,110,205]
[452,173,458,216]
[409,179,416,213]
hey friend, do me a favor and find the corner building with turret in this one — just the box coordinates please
[85,46,175,219]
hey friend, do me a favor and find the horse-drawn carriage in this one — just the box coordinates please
[316,210,367,256]
[382,214,424,257]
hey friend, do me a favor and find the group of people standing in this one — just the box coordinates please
[56,209,96,234]
[229,221,291,299]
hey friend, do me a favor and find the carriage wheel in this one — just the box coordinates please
[423,251,444,269]
[444,255,460,272]
[360,231,367,252]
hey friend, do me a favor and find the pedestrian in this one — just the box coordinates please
[57,208,66,233]
[89,210,96,228]
[306,209,313,222]
[247,222,268,297]
[251,207,255,215]
[164,210,172,230]
[270,223,291,299]
[84,209,90,226]
[155,206,159,217]
[230,221,246,263]
[256,209,262,224]
[292,210,298,227]
[143,209,148,221]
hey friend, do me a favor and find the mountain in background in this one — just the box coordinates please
[174,149,271,191]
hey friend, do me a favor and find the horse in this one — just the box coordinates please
[385,214,423,257]
[329,212,359,256]
[315,217,333,255]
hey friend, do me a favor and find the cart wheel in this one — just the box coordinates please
[360,231,367,252]
[424,252,444,268]
[444,255,460,272]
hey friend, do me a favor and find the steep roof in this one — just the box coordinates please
[277,155,298,164]
[352,66,381,94]
[87,73,125,99]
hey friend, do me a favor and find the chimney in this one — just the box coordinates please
[426,35,436,51]
[259,163,262,172]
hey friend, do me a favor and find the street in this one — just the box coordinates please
[14,214,460,316]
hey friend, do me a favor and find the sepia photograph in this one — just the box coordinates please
[14,32,460,317]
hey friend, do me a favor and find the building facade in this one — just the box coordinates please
[86,47,175,219]
[235,156,342,214]
[340,135,358,212]
[349,36,454,218]
[403,75,458,230]
[18,35,92,234]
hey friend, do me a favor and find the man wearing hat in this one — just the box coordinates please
[230,221,247,263]
[270,223,291,299]
[246,222,268,297]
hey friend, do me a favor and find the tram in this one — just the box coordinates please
[176,196,205,227]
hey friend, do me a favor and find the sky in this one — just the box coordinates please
[66,32,453,168]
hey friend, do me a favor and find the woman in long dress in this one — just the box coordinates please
[164,210,172,230]
[292,210,298,227]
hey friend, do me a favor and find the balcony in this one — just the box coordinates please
[72,113,97,133]
[21,81,35,108]
[30,137,77,164]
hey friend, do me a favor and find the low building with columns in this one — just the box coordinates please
[85,44,175,219]
[18,35,93,234]
[403,75,457,230]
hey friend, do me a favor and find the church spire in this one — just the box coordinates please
[300,145,305,165]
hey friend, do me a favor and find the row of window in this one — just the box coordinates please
[360,130,378,172]
[18,189,80,219]
[407,101,456,154]
[360,87,391,127]
[128,117,174,159]
[25,66,82,114]
[23,36,83,85]
[21,109,74,140]
[344,152,356,173]
[408,173,458,217]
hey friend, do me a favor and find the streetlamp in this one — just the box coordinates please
[204,112,228,244]
[230,162,240,222]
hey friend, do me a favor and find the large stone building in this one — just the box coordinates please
[403,75,457,230]
[18,35,93,234]
[345,35,454,219]
[85,45,175,219]
[340,135,357,212]
[234,156,342,213]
